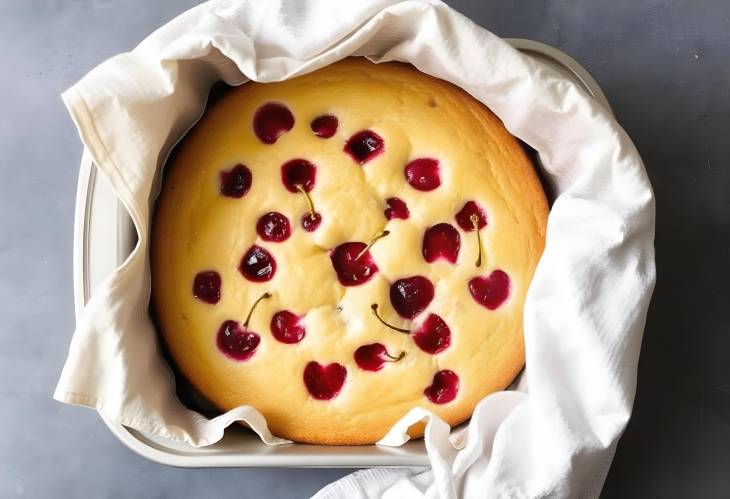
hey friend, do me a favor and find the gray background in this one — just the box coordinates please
[1,0,728,498]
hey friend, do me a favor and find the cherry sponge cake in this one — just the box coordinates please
[151,58,548,445]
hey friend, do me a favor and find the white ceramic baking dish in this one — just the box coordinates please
[71,39,612,467]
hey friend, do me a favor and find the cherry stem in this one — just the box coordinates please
[384,351,406,362]
[370,303,410,334]
[295,184,316,216]
[243,292,272,328]
[357,229,390,260]
[470,214,483,268]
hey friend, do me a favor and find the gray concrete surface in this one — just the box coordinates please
[1,1,728,498]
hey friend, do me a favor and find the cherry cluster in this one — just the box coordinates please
[190,102,511,404]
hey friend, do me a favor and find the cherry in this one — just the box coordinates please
[384,197,409,220]
[192,270,221,304]
[303,361,347,400]
[270,310,306,344]
[424,370,459,404]
[412,314,451,354]
[330,242,378,286]
[216,292,271,361]
[455,201,487,231]
[371,305,451,355]
[281,159,316,193]
[301,212,322,232]
[455,201,488,268]
[354,343,405,372]
[239,245,276,282]
[216,321,260,361]
[405,158,441,191]
[219,164,252,198]
[281,159,321,230]
[310,115,338,138]
[256,212,291,242]
[344,130,384,164]
[468,270,511,310]
[253,102,294,144]
[389,276,434,319]
[329,230,388,286]
[423,223,460,264]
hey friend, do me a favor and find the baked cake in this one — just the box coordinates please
[151,58,548,445]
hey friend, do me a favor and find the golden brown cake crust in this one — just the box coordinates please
[151,58,547,445]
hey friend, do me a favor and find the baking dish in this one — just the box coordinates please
[72,38,612,467]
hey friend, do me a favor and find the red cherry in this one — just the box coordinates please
[239,245,276,282]
[310,115,338,138]
[192,271,221,304]
[219,164,252,198]
[301,212,322,232]
[344,130,384,164]
[389,276,434,319]
[456,201,488,267]
[216,320,260,361]
[405,158,441,191]
[281,159,317,193]
[354,343,405,372]
[256,212,291,242]
[303,361,347,400]
[468,270,511,310]
[423,223,461,264]
[455,201,487,231]
[270,310,306,344]
[329,242,378,286]
[384,197,409,220]
[412,314,451,354]
[216,292,271,360]
[253,102,294,144]
[424,370,459,404]
[281,159,320,230]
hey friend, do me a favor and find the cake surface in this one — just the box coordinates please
[151,58,548,445]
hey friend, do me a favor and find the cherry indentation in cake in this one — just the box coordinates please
[344,130,384,164]
[239,245,276,282]
[303,361,347,400]
[390,276,434,319]
[311,115,338,138]
[192,270,221,304]
[405,158,441,191]
[270,310,306,344]
[301,212,322,232]
[384,197,409,220]
[256,212,291,242]
[253,102,294,144]
[455,201,488,231]
[424,370,459,404]
[468,270,511,310]
[219,164,252,198]
[329,242,379,286]
[216,320,260,361]
[354,343,405,372]
[423,223,461,264]
[413,314,451,354]
[281,159,316,192]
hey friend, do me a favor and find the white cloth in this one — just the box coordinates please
[55,0,655,497]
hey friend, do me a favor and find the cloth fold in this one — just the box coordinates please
[56,0,655,497]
